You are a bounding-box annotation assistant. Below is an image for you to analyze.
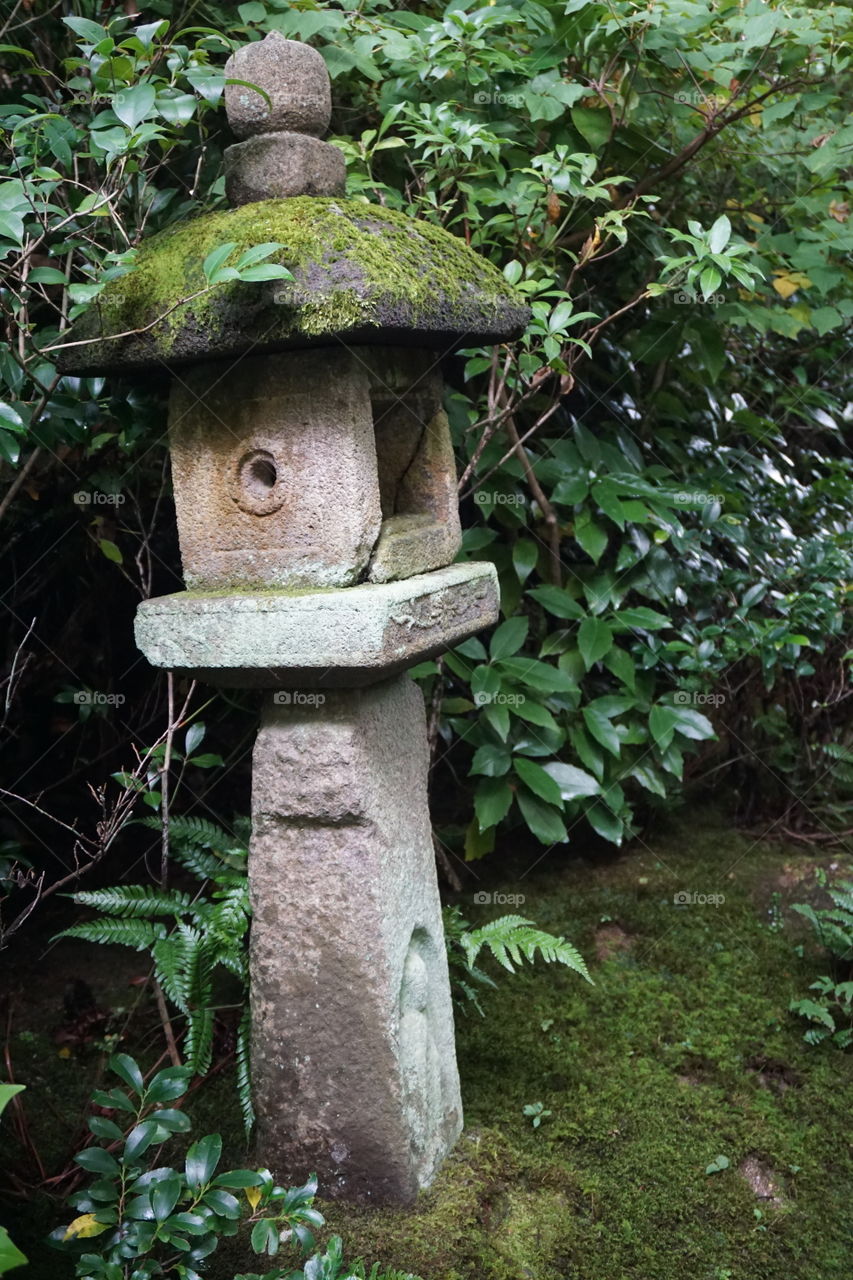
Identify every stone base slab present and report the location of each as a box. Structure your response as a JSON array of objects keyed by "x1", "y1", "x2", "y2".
[{"x1": 134, "y1": 562, "x2": 498, "y2": 687}]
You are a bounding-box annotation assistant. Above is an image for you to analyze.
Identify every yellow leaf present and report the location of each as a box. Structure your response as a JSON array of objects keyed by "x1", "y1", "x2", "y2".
[
  {"x1": 772, "y1": 271, "x2": 811, "y2": 299},
  {"x1": 64, "y1": 1214, "x2": 109, "y2": 1241},
  {"x1": 57, "y1": 1047, "x2": 71, "y2": 1059},
  {"x1": 245, "y1": 1185, "x2": 262, "y2": 1211}
]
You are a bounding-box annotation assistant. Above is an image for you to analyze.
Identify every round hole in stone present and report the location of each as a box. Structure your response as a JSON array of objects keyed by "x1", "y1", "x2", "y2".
[
  {"x1": 232, "y1": 448, "x2": 285, "y2": 516},
  {"x1": 242, "y1": 451, "x2": 277, "y2": 498}
]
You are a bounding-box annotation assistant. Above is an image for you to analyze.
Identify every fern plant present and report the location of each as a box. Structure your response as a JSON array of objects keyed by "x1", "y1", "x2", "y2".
[
  {"x1": 443, "y1": 906, "x2": 591, "y2": 1016},
  {"x1": 790, "y1": 871, "x2": 853, "y2": 1049},
  {"x1": 56, "y1": 816, "x2": 255, "y2": 1128}
]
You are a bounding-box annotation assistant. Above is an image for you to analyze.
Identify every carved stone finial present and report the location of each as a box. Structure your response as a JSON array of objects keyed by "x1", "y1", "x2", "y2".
[
  {"x1": 222, "y1": 32, "x2": 345, "y2": 205},
  {"x1": 224, "y1": 30, "x2": 331, "y2": 139}
]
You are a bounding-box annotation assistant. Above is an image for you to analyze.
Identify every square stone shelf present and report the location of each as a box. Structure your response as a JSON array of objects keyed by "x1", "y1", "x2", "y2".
[{"x1": 134, "y1": 561, "x2": 498, "y2": 688}]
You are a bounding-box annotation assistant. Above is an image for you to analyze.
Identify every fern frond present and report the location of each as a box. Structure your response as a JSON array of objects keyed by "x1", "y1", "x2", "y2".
[
  {"x1": 207, "y1": 886, "x2": 251, "y2": 945},
  {"x1": 153, "y1": 924, "x2": 201, "y2": 1013},
  {"x1": 139, "y1": 814, "x2": 231, "y2": 848},
  {"x1": 70, "y1": 885, "x2": 190, "y2": 917},
  {"x1": 237, "y1": 1004, "x2": 254, "y2": 1136},
  {"x1": 184, "y1": 1003, "x2": 214, "y2": 1077},
  {"x1": 56, "y1": 919, "x2": 167, "y2": 949},
  {"x1": 462, "y1": 916, "x2": 592, "y2": 983}
]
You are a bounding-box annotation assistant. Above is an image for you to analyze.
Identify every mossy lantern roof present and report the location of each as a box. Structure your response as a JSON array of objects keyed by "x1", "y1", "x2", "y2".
[{"x1": 58, "y1": 197, "x2": 530, "y2": 376}]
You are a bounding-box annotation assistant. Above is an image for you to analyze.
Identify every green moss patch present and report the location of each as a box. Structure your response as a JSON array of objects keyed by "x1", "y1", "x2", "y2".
[
  {"x1": 57, "y1": 198, "x2": 527, "y2": 374},
  {"x1": 321, "y1": 810, "x2": 853, "y2": 1280}
]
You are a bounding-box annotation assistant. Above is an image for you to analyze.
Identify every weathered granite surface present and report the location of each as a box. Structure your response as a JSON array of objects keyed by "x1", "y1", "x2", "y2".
[
  {"x1": 250, "y1": 675, "x2": 463, "y2": 1202},
  {"x1": 133, "y1": 562, "x2": 499, "y2": 686},
  {"x1": 168, "y1": 348, "x2": 381, "y2": 590},
  {"x1": 224, "y1": 131, "x2": 346, "y2": 204},
  {"x1": 224, "y1": 32, "x2": 331, "y2": 138}
]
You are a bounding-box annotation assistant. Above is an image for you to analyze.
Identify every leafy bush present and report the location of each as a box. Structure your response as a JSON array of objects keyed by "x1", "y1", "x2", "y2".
[
  {"x1": 52, "y1": 1055, "x2": 417, "y2": 1280},
  {"x1": 790, "y1": 872, "x2": 853, "y2": 1048}
]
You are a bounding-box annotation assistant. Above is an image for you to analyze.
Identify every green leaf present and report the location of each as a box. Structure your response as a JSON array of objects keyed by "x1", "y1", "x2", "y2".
[
  {"x1": 575, "y1": 513, "x2": 608, "y2": 563},
  {"x1": 113, "y1": 83, "x2": 156, "y2": 130},
  {"x1": 110, "y1": 1054, "x2": 144, "y2": 1096},
  {"x1": 527, "y1": 585, "x2": 585, "y2": 620},
  {"x1": 583, "y1": 705, "x2": 621, "y2": 757},
  {"x1": 671, "y1": 706, "x2": 715, "y2": 741},
  {"x1": 203, "y1": 1188, "x2": 241, "y2": 1219},
  {"x1": 0, "y1": 1225, "x2": 27, "y2": 1275},
  {"x1": 578, "y1": 617, "x2": 613, "y2": 670},
  {"x1": 552, "y1": 475, "x2": 589, "y2": 505},
  {"x1": 63, "y1": 16, "x2": 108, "y2": 44},
  {"x1": 592, "y1": 480, "x2": 626, "y2": 529},
  {"x1": 542, "y1": 762, "x2": 601, "y2": 801},
  {"x1": 236, "y1": 263, "x2": 292, "y2": 282},
  {"x1": 513, "y1": 700, "x2": 559, "y2": 733},
  {"x1": 474, "y1": 777, "x2": 513, "y2": 831},
  {"x1": 471, "y1": 744, "x2": 512, "y2": 777},
  {"x1": 649, "y1": 705, "x2": 679, "y2": 750},
  {"x1": 512, "y1": 538, "x2": 538, "y2": 583},
  {"x1": 186, "y1": 1134, "x2": 222, "y2": 1190},
  {"x1": 490, "y1": 616, "x2": 529, "y2": 660},
  {"x1": 202, "y1": 243, "x2": 237, "y2": 282},
  {"x1": 146, "y1": 1066, "x2": 191, "y2": 1105},
  {"x1": 75, "y1": 1147, "x2": 121, "y2": 1176},
  {"x1": 585, "y1": 801, "x2": 624, "y2": 844},
  {"x1": 151, "y1": 1176, "x2": 182, "y2": 1222},
  {"x1": 494, "y1": 658, "x2": 576, "y2": 693},
  {"x1": 28, "y1": 266, "x2": 68, "y2": 284},
  {"x1": 707, "y1": 214, "x2": 731, "y2": 255},
  {"x1": 124, "y1": 1120, "x2": 158, "y2": 1164},
  {"x1": 0, "y1": 212, "x2": 24, "y2": 244},
  {"x1": 571, "y1": 106, "x2": 611, "y2": 150},
  {"x1": 514, "y1": 758, "x2": 564, "y2": 807},
  {"x1": 0, "y1": 1084, "x2": 24, "y2": 1116},
  {"x1": 615, "y1": 607, "x2": 670, "y2": 631},
  {"x1": 251, "y1": 1218, "x2": 279, "y2": 1256},
  {"x1": 98, "y1": 539, "x2": 123, "y2": 565},
  {"x1": 517, "y1": 789, "x2": 567, "y2": 845}
]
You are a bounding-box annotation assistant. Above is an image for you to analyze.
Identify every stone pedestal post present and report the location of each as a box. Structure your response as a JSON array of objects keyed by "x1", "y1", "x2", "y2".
[{"x1": 249, "y1": 676, "x2": 462, "y2": 1201}]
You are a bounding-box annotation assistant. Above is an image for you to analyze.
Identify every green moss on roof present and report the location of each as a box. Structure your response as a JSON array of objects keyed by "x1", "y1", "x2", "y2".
[{"x1": 58, "y1": 197, "x2": 529, "y2": 374}]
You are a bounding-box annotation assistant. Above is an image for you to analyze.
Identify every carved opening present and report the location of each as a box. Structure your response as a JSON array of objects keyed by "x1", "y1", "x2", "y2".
[{"x1": 232, "y1": 447, "x2": 285, "y2": 516}]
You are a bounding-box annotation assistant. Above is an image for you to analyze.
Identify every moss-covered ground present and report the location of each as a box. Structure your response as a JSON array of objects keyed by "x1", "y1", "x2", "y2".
[
  {"x1": 3, "y1": 807, "x2": 852, "y2": 1279},
  {"x1": 322, "y1": 808, "x2": 853, "y2": 1279}
]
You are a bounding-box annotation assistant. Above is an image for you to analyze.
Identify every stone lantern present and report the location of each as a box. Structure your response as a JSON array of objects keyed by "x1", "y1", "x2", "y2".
[{"x1": 58, "y1": 31, "x2": 528, "y2": 1203}]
